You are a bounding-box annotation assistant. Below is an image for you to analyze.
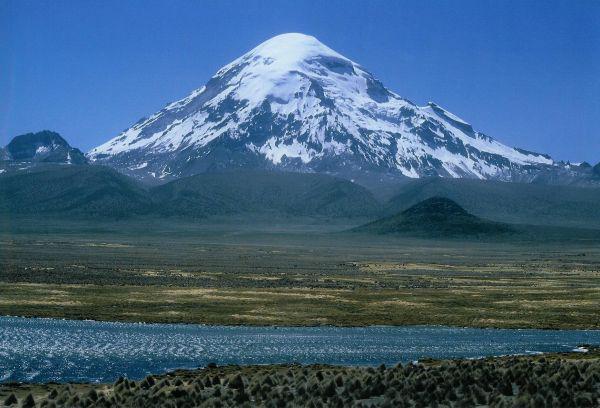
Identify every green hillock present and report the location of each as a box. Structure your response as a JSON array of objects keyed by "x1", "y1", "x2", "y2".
[{"x1": 354, "y1": 196, "x2": 513, "y2": 237}]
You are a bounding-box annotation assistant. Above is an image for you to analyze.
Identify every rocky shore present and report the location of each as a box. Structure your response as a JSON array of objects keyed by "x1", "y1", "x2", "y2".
[{"x1": 1, "y1": 348, "x2": 599, "y2": 407}]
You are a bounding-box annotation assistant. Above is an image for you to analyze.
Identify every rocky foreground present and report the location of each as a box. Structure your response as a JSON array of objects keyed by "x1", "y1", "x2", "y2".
[{"x1": 1, "y1": 348, "x2": 599, "y2": 407}]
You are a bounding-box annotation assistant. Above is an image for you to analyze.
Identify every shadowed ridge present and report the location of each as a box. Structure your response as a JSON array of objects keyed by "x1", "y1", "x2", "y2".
[
  {"x1": 150, "y1": 170, "x2": 382, "y2": 218},
  {"x1": 593, "y1": 162, "x2": 600, "y2": 178},
  {"x1": 0, "y1": 164, "x2": 150, "y2": 217},
  {"x1": 0, "y1": 167, "x2": 382, "y2": 219}
]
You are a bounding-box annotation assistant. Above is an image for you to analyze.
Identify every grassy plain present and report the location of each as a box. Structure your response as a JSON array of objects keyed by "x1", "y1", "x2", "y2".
[{"x1": 0, "y1": 217, "x2": 599, "y2": 329}]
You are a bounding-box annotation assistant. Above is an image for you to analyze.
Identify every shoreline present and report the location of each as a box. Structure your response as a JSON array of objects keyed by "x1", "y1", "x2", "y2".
[
  {"x1": 3, "y1": 313, "x2": 600, "y2": 332},
  {"x1": 2, "y1": 348, "x2": 598, "y2": 407}
]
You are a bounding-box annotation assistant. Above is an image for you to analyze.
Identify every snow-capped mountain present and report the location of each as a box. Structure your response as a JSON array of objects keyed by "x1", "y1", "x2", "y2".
[{"x1": 89, "y1": 33, "x2": 556, "y2": 182}]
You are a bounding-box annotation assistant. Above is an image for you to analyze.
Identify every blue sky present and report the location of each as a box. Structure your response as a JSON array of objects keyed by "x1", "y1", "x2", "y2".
[{"x1": 1, "y1": 0, "x2": 598, "y2": 163}]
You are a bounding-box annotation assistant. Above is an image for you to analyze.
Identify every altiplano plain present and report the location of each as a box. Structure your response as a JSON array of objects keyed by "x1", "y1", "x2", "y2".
[{"x1": 2, "y1": 219, "x2": 598, "y2": 329}]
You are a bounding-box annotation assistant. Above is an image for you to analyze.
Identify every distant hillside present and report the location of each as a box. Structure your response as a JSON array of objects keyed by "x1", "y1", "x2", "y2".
[
  {"x1": 0, "y1": 167, "x2": 381, "y2": 219},
  {"x1": 151, "y1": 171, "x2": 381, "y2": 218},
  {"x1": 2, "y1": 163, "x2": 600, "y2": 227},
  {"x1": 0, "y1": 165, "x2": 150, "y2": 217},
  {"x1": 354, "y1": 197, "x2": 513, "y2": 237},
  {"x1": 385, "y1": 178, "x2": 600, "y2": 229}
]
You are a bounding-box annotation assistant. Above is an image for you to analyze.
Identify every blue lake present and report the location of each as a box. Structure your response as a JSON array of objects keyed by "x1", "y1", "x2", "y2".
[{"x1": 0, "y1": 316, "x2": 598, "y2": 383}]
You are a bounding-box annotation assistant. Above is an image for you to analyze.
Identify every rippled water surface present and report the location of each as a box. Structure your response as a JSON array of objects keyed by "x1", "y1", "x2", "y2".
[{"x1": 1, "y1": 316, "x2": 599, "y2": 383}]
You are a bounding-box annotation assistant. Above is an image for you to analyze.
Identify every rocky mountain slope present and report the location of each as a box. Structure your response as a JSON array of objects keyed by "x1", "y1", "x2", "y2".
[{"x1": 2, "y1": 131, "x2": 87, "y2": 166}]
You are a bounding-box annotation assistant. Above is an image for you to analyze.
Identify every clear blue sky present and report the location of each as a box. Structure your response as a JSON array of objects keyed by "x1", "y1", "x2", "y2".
[{"x1": 1, "y1": 0, "x2": 598, "y2": 163}]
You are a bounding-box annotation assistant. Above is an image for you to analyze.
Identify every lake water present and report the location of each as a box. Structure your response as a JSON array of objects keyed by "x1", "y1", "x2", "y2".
[{"x1": 1, "y1": 316, "x2": 598, "y2": 383}]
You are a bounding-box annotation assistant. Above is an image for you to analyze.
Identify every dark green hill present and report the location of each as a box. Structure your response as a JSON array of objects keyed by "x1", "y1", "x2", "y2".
[
  {"x1": 384, "y1": 178, "x2": 600, "y2": 229},
  {"x1": 354, "y1": 197, "x2": 513, "y2": 237},
  {"x1": 0, "y1": 168, "x2": 381, "y2": 219},
  {"x1": 3, "y1": 164, "x2": 600, "y2": 226},
  {"x1": 151, "y1": 171, "x2": 381, "y2": 218},
  {"x1": 0, "y1": 165, "x2": 150, "y2": 217}
]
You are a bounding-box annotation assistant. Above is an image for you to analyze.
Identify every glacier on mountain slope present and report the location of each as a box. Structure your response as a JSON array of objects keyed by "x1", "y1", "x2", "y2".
[{"x1": 88, "y1": 33, "x2": 553, "y2": 181}]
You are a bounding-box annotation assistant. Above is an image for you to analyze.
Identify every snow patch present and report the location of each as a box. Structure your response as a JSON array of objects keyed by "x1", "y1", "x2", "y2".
[
  {"x1": 35, "y1": 146, "x2": 50, "y2": 155},
  {"x1": 129, "y1": 162, "x2": 148, "y2": 170},
  {"x1": 257, "y1": 137, "x2": 320, "y2": 164}
]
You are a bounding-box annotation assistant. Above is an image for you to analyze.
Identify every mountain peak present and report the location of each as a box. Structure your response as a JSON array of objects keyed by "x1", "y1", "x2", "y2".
[
  {"x1": 248, "y1": 33, "x2": 345, "y2": 64},
  {"x1": 4, "y1": 130, "x2": 87, "y2": 164},
  {"x1": 259, "y1": 32, "x2": 320, "y2": 44},
  {"x1": 208, "y1": 32, "x2": 359, "y2": 107},
  {"x1": 254, "y1": 33, "x2": 328, "y2": 51}
]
